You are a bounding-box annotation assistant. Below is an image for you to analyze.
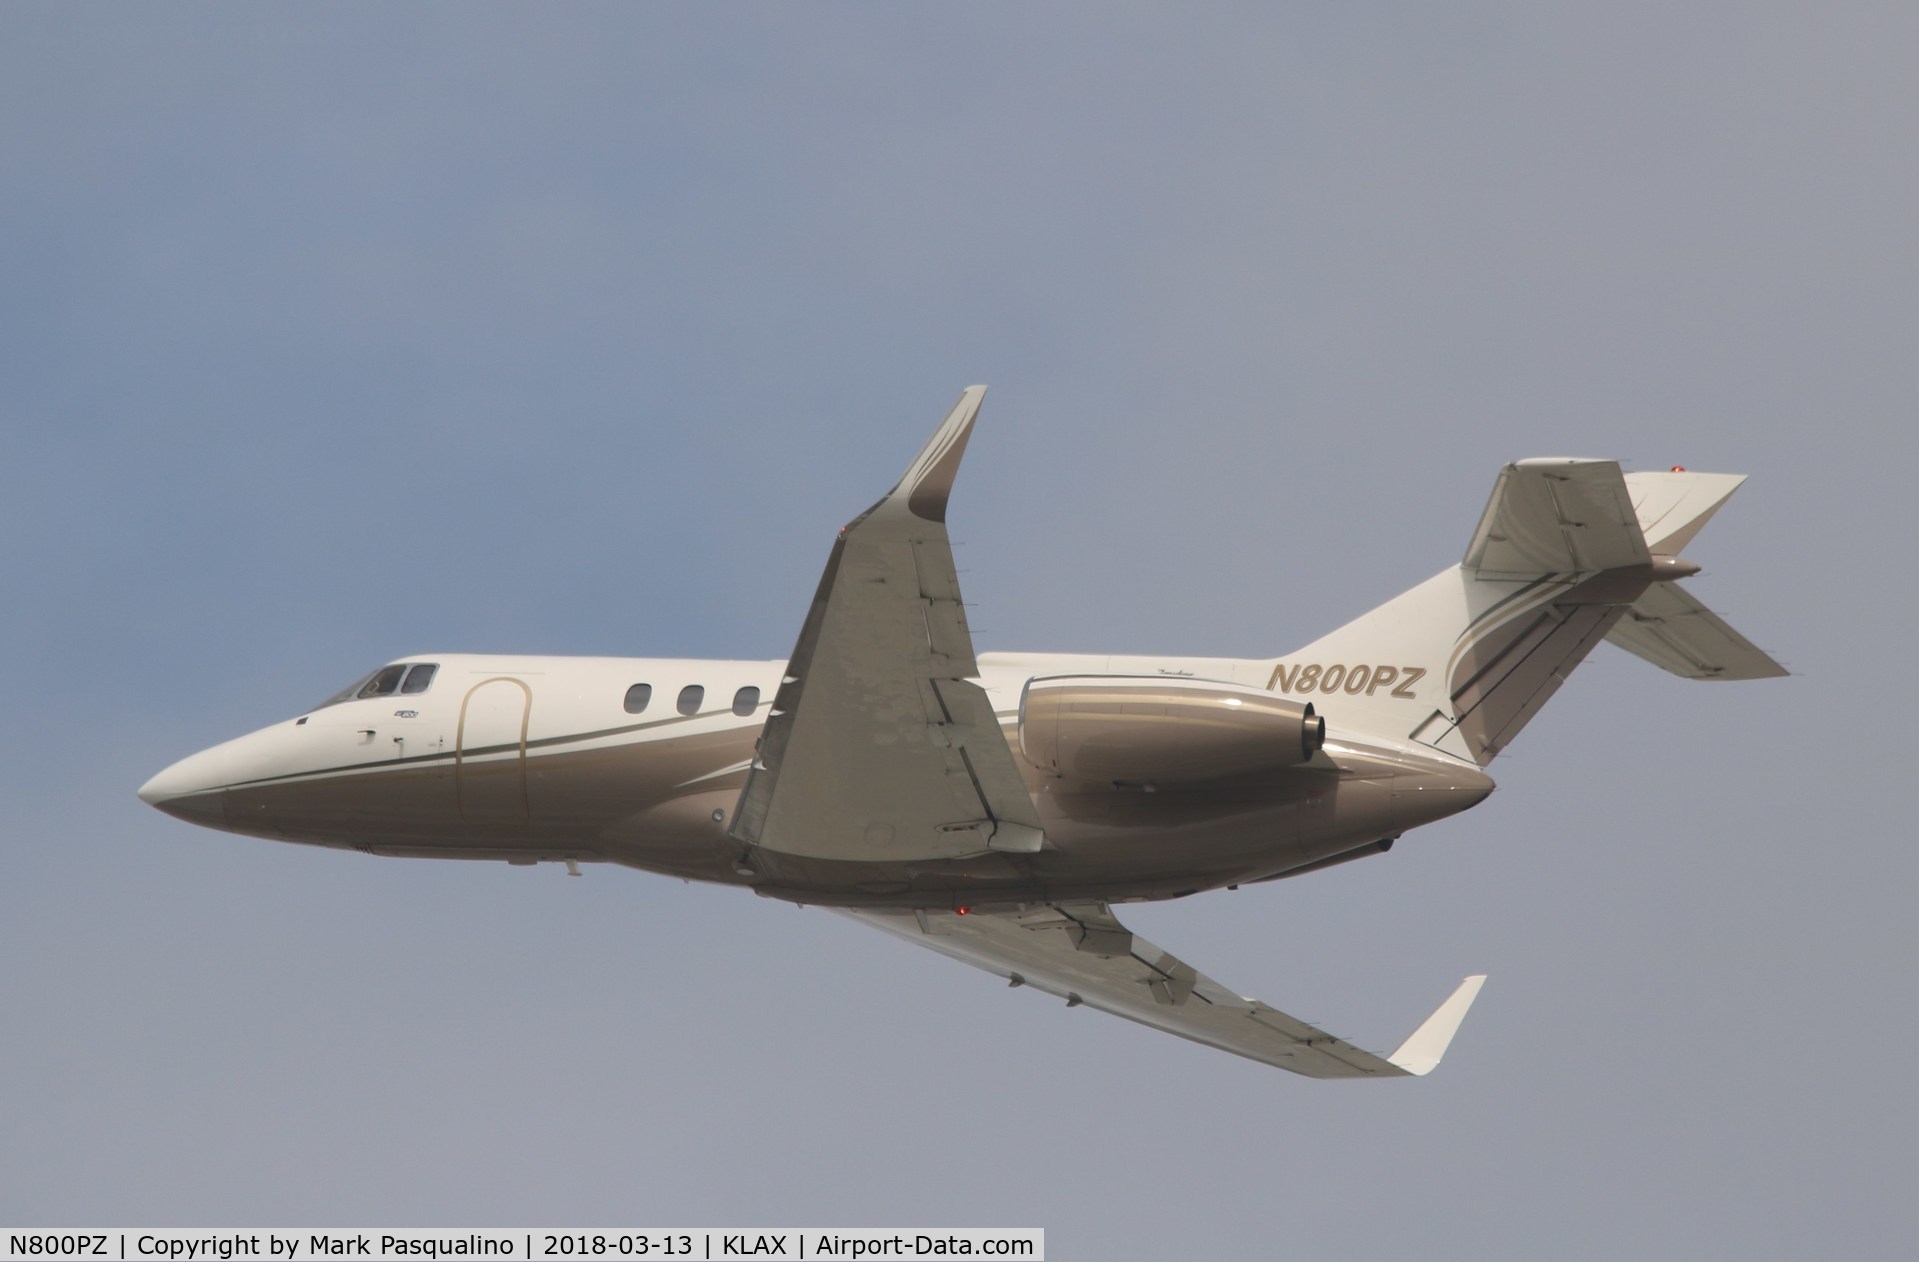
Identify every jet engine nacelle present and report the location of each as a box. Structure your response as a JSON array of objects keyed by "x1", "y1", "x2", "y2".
[{"x1": 1017, "y1": 675, "x2": 1326, "y2": 785}]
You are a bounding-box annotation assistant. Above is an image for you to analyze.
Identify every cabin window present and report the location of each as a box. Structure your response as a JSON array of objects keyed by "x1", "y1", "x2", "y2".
[
  {"x1": 676, "y1": 684, "x2": 704, "y2": 715},
  {"x1": 400, "y1": 663, "x2": 438, "y2": 694},
  {"x1": 624, "y1": 683, "x2": 653, "y2": 714},
  {"x1": 356, "y1": 665, "x2": 407, "y2": 699},
  {"x1": 732, "y1": 686, "x2": 761, "y2": 716}
]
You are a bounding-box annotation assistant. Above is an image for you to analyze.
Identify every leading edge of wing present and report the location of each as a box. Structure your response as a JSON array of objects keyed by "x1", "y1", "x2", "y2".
[{"x1": 842, "y1": 903, "x2": 1486, "y2": 1079}]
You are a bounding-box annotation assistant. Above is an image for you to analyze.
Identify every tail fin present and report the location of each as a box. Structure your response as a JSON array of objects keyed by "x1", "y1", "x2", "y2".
[{"x1": 1264, "y1": 460, "x2": 1784, "y2": 766}]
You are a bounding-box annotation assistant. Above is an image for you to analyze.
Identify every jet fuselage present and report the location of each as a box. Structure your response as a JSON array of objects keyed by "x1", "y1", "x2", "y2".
[{"x1": 141, "y1": 651, "x2": 1494, "y2": 910}]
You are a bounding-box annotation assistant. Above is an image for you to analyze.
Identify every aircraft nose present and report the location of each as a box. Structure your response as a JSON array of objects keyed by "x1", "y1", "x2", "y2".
[{"x1": 138, "y1": 751, "x2": 232, "y2": 827}]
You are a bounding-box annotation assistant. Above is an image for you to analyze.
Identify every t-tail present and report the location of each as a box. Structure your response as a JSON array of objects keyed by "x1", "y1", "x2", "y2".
[{"x1": 1265, "y1": 460, "x2": 1786, "y2": 766}]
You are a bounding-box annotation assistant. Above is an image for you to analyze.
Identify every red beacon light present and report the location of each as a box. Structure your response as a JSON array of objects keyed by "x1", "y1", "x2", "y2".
[
  {"x1": 955, "y1": 906, "x2": 970, "y2": 916},
  {"x1": 1671, "y1": 465, "x2": 1687, "y2": 472}
]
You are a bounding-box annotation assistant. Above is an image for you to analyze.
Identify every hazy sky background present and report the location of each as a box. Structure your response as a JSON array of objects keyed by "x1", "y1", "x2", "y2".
[{"x1": 4, "y1": 5, "x2": 1914, "y2": 1256}]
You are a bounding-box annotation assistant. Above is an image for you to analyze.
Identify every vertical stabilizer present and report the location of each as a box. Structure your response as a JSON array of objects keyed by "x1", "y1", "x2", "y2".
[{"x1": 1264, "y1": 459, "x2": 1779, "y2": 765}]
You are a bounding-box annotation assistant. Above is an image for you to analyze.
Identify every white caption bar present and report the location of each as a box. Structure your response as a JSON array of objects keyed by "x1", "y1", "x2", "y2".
[{"x1": 1, "y1": 1233, "x2": 1043, "y2": 1262}]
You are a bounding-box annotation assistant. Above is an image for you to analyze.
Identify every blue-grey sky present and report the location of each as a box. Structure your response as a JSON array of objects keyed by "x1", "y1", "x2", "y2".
[{"x1": 4, "y1": 5, "x2": 1912, "y2": 1256}]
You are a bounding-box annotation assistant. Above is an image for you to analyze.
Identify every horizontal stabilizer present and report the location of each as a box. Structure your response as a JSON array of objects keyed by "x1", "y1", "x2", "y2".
[
  {"x1": 1465, "y1": 459, "x2": 1649, "y2": 576},
  {"x1": 1607, "y1": 583, "x2": 1788, "y2": 680},
  {"x1": 1622, "y1": 469, "x2": 1747, "y2": 555},
  {"x1": 842, "y1": 902, "x2": 1484, "y2": 1079}
]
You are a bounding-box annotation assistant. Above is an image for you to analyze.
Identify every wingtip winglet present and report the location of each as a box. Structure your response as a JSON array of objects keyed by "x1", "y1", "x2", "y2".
[
  {"x1": 1387, "y1": 974, "x2": 1487, "y2": 1076},
  {"x1": 897, "y1": 386, "x2": 988, "y2": 523}
]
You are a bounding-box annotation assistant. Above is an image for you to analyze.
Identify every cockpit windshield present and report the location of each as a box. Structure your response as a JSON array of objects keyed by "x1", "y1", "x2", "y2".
[{"x1": 314, "y1": 662, "x2": 438, "y2": 710}]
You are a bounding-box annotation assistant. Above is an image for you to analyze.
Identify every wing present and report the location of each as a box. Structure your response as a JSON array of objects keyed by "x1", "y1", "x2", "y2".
[
  {"x1": 729, "y1": 387, "x2": 1045, "y2": 863},
  {"x1": 843, "y1": 902, "x2": 1485, "y2": 1078}
]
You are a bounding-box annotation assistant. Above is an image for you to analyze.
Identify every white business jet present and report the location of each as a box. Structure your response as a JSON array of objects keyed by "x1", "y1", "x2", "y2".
[{"x1": 140, "y1": 388, "x2": 1783, "y2": 1078}]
